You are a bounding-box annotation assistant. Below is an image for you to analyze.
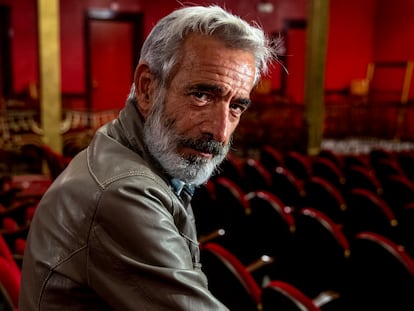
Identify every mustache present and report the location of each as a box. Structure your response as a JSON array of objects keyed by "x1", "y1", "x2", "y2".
[{"x1": 179, "y1": 136, "x2": 226, "y2": 156}]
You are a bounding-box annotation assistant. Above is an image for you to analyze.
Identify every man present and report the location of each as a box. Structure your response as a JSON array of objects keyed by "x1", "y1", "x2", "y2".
[{"x1": 19, "y1": 5, "x2": 279, "y2": 310}]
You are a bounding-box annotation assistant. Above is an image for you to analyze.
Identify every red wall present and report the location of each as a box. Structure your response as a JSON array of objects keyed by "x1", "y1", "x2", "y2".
[
  {"x1": 60, "y1": 0, "x2": 142, "y2": 95},
  {"x1": 1, "y1": 0, "x2": 414, "y2": 105},
  {"x1": 373, "y1": 0, "x2": 414, "y2": 99},
  {"x1": 326, "y1": 0, "x2": 376, "y2": 90},
  {"x1": 0, "y1": 0, "x2": 37, "y2": 93},
  {"x1": 59, "y1": 0, "x2": 307, "y2": 96}
]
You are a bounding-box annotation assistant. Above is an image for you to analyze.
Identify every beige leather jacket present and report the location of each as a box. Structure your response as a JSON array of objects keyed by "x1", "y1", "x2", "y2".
[{"x1": 19, "y1": 101, "x2": 228, "y2": 310}]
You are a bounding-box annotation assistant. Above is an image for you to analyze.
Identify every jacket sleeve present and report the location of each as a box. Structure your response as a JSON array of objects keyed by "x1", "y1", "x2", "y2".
[{"x1": 87, "y1": 175, "x2": 229, "y2": 311}]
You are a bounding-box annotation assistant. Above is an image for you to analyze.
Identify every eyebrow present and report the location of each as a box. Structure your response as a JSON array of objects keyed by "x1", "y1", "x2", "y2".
[
  {"x1": 235, "y1": 97, "x2": 252, "y2": 108},
  {"x1": 187, "y1": 83, "x2": 252, "y2": 107}
]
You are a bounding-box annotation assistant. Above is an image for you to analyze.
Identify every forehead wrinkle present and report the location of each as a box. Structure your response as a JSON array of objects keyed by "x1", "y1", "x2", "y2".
[
  {"x1": 178, "y1": 36, "x2": 256, "y2": 99},
  {"x1": 197, "y1": 65, "x2": 254, "y2": 97},
  {"x1": 181, "y1": 51, "x2": 255, "y2": 84},
  {"x1": 202, "y1": 61, "x2": 256, "y2": 82}
]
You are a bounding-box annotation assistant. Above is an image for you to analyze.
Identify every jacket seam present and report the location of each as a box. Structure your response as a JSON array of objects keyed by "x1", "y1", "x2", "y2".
[
  {"x1": 85, "y1": 190, "x2": 103, "y2": 287},
  {"x1": 37, "y1": 245, "x2": 88, "y2": 309},
  {"x1": 87, "y1": 147, "x2": 163, "y2": 189}
]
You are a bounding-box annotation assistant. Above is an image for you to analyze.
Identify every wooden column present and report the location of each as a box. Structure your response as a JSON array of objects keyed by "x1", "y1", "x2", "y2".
[
  {"x1": 37, "y1": 0, "x2": 62, "y2": 152},
  {"x1": 304, "y1": 0, "x2": 329, "y2": 155}
]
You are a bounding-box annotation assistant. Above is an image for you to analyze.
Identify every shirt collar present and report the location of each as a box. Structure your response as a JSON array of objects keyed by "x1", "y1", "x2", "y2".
[{"x1": 170, "y1": 178, "x2": 195, "y2": 197}]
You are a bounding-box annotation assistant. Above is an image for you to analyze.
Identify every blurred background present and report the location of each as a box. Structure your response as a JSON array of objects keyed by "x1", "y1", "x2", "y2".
[{"x1": 0, "y1": 0, "x2": 413, "y2": 160}]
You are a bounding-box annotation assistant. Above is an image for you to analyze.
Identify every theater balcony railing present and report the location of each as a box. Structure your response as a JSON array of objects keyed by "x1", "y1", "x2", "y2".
[{"x1": 234, "y1": 91, "x2": 414, "y2": 156}]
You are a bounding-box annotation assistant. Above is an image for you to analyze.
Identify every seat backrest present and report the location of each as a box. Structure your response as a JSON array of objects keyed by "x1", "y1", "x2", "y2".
[
  {"x1": 372, "y1": 157, "x2": 405, "y2": 186},
  {"x1": 311, "y1": 156, "x2": 346, "y2": 190},
  {"x1": 0, "y1": 235, "x2": 20, "y2": 309},
  {"x1": 346, "y1": 231, "x2": 414, "y2": 309},
  {"x1": 304, "y1": 176, "x2": 347, "y2": 223},
  {"x1": 284, "y1": 151, "x2": 312, "y2": 181},
  {"x1": 271, "y1": 166, "x2": 306, "y2": 208},
  {"x1": 345, "y1": 164, "x2": 383, "y2": 195},
  {"x1": 242, "y1": 190, "x2": 296, "y2": 268},
  {"x1": 0, "y1": 234, "x2": 15, "y2": 264},
  {"x1": 354, "y1": 231, "x2": 414, "y2": 274},
  {"x1": 382, "y1": 174, "x2": 414, "y2": 214},
  {"x1": 292, "y1": 207, "x2": 351, "y2": 297},
  {"x1": 369, "y1": 148, "x2": 396, "y2": 165},
  {"x1": 260, "y1": 145, "x2": 284, "y2": 173},
  {"x1": 343, "y1": 188, "x2": 399, "y2": 240},
  {"x1": 317, "y1": 149, "x2": 344, "y2": 171},
  {"x1": 214, "y1": 177, "x2": 250, "y2": 223},
  {"x1": 297, "y1": 208, "x2": 350, "y2": 253},
  {"x1": 217, "y1": 152, "x2": 245, "y2": 188},
  {"x1": 397, "y1": 203, "x2": 414, "y2": 258},
  {"x1": 201, "y1": 242, "x2": 261, "y2": 311},
  {"x1": 242, "y1": 158, "x2": 272, "y2": 192},
  {"x1": 207, "y1": 177, "x2": 251, "y2": 257},
  {"x1": 261, "y1": 280, "x2": 321, "y2": 311},
  {"x1": 0, "y1": 257, "x2": 20, "y2": 310},
  {"x1": 397, "y1": 150, "x2": 414, "y2": 182},
  {"x1": 245, "y1": 190, "x2": 295, "y2": 234},
  {"x1": 343, "y1": 154, "x2": 370, "y2": 170},
  {"x1": 191, "y1": 181, "x2": 218, "y2": 237}
]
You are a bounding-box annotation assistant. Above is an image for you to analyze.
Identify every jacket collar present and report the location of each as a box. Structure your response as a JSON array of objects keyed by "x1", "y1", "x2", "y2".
[{"x1": 112, "y1": 100, "x2": 195, "y2": 199}]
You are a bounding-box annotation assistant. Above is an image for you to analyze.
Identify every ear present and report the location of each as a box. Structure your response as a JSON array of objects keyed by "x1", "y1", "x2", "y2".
[{"x1": 134, "y1": 62, "x2": 156, "y2": 119}]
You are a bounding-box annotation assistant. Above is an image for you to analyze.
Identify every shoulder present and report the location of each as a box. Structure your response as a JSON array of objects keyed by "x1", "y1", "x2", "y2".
[{"x1": 86, "y1": 131, "x2": 169, "y2": 191}]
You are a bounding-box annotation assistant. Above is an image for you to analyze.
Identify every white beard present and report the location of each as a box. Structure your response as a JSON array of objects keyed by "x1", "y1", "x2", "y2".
[{"x1": 143, "y1": 92, "x2": 230, "y2": 186}]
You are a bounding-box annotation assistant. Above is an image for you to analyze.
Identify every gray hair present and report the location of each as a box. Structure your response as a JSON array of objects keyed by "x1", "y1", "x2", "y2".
[{"x1": 139, "y1": 5, "x2": 280, "y2": 87}]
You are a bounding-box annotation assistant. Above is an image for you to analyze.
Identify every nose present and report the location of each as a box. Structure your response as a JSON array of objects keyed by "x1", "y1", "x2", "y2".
[{"x1": 208, "y1": 104, "x2": 232, "y2": 144}]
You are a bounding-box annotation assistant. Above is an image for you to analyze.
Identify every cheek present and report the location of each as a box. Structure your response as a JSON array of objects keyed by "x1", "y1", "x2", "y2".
[
  {"x1": 179, "y1": 112, "x2": 199, "y2": 132},
  {"x1": 228, "y1": 119, "x2": 240, "y2": 139},
  {"x1": 231, "y1": 119, "x2": 240, "y2": 132},
  {"x1": 167, "y1": 108, "x2": 197, "y2": 133}
]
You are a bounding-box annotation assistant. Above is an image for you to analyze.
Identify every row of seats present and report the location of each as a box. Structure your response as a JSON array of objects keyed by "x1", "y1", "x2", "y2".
[
  {"x1": 193, "y1": 145, "x2": 414, "y2": 310},
  {"x1": 0, "y1": 145, "x2": 64, "y2": 310},
  {"x1": 201, "y1": 230, "x2": 414, "y2": 311},
  {"x1": 0, "y1": 179, "x2": 39, "y2": 310},
  {"x1": 1, "y1": 142, "x2": 414, "y2": 310}
]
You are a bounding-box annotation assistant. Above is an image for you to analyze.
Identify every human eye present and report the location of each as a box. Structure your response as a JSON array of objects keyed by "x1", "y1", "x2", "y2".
[
  {"x1": 187, "y1": 84, "x2": 220, "y2": 106},
  {"x1": 192, "y1": 92, "x2": 211, "y2": 102},
  {"x1": 189, "y1": 91, "x2": 215, "y2": 106},
  {"x1": 230, "y1": 101, "x2": 249, "y2": 116}
]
